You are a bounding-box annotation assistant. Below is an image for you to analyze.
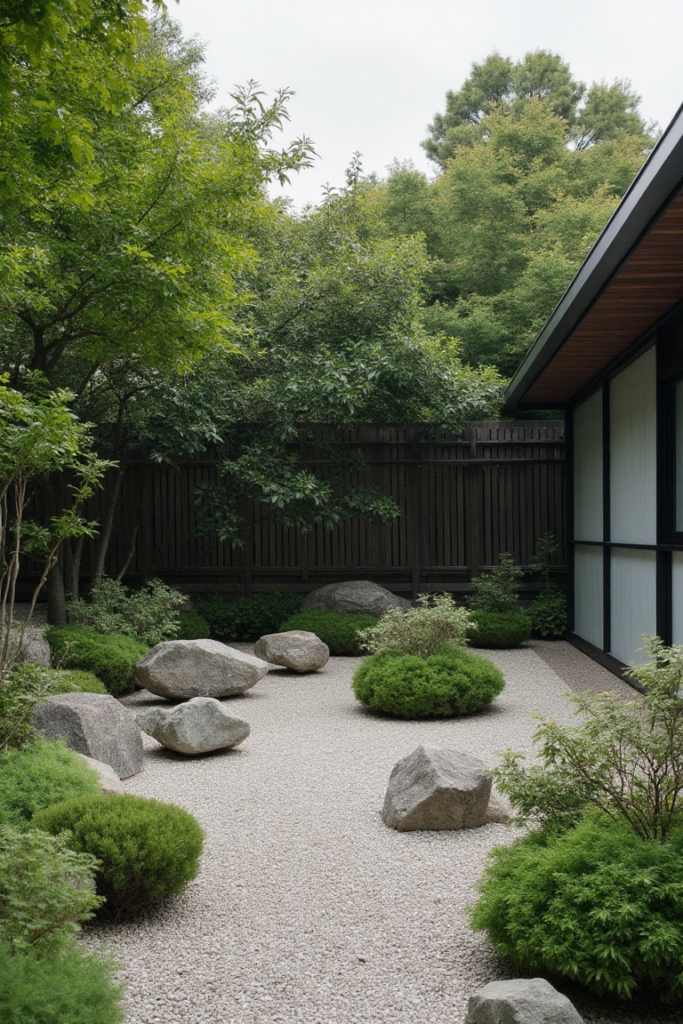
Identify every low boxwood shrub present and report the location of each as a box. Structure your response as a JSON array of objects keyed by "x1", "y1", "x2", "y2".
[
  {"x1": 0, "y1": 738, "x2": 100, "y2": 829},
  {"x1": 279, "y1": 609, "x2": 378, "y2": 656},
  {"x1": 0, "y1": 825, "x2": 102, "y2": 953},
  {"x1": 470, "y1": 810, "x2": 683, "y2": 1000},
  {"x1": 174, "y1": 610, "x2": 210, "y2": 640},
  {"x1": 46, "y1": 626, "x2": 146, "y2": 696},
  {"x1": 469, "y1": 610, "x2": 531, "y2": 648},
  {"x1": 0, "y1": 940, "x2": 124, "y2": 1024},
  {"x1": 46, "y1": 670, "x2": 107, "y2": 695},
  {"x1": 33, "y1": 795, "x2": 204, "y2": 920},
  {"x1": 358, "y1": 593, "x2": 471, "y2": 658},
  {"x1": 352, "y1": 645, "x2": 505, "y2": 718},
  {"x1": 198, "y1": 591, "x2": 303, "y2": 642},
  {"x1": 529, "y1": 591, "x2": 567, "y2": 639}
]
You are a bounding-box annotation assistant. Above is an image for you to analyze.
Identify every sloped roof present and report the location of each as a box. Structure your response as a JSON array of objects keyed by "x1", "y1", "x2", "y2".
[{"x1": 504, "y1": 103, "x2": 683, "y2": 411}]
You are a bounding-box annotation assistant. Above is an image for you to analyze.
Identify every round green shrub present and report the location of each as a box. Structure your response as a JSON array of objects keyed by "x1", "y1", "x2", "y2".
[
  {"x1": 47, "y1": 670, "x2": 107, "y2": 695},
  {"x1": 33, "y1": 795, "x2": 204, "y2": 920},
  {"x1": 352, "y1": 645, "x2": 505, "y2": 718},
  {"x1": 469, "y1": 610, "x2": 531, "y2": 648},
  {"x1": 0, "y1": 940, "x2": 124, "y2": 1024},
  {"x1": 46, "y1": 626, "x2": 146, "y2": 695},
  {"x1": 0, "y1": 738, "x2": 100, "y2": 829},
  {"x1": 175, "y1": 610, "x2": 210, "y2": 640},
  {"x1": 279, "y1": 609, "x2": 378, "y2": 656},
  {"x1": 198, "y1": 591, "x2": 303, "y2": 642},
  {"x1": 470, "y1": 811, "x2": 683, "y2": 1001}
]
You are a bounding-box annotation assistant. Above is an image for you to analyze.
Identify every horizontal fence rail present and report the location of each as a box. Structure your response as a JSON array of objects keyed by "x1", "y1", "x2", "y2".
[{"x1": 22, "y1": 420, "x2": 566, "y2": 603}]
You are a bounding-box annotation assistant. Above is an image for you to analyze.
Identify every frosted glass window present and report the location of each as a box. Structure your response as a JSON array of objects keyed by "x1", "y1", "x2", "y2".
[
  {"x1": 573, "y1": 390, "x2": 603, "y2": 541},
  {"x1": 610, "y1": 548, "x2": 656, "y2": 665},
  {"x1": 676, "y1": 382, "x2": 683, "y2": 532},
  {"x1": 574, "y1": 545, "x2": 604, "y2": 649},
  {"x1": 673, "y1": 552, "x2": 683, "y2": 645},
  {"x1": 610, "y1": 347, "x2": 657, "y2": 544}
]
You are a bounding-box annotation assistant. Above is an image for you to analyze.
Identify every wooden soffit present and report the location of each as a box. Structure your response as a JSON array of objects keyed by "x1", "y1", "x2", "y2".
[{"x1": 523, "y1": 189, "x2": 683, "y2": 405}]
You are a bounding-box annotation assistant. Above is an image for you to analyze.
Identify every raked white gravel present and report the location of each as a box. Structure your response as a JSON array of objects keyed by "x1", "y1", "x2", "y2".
[{"x1": 83, "y1": 646, "x2": 677, "y2": 1024}]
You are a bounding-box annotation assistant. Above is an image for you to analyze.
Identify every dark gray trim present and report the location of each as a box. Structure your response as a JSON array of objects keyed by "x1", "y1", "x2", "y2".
[
  {"x1": 504, "y1": 103, "x2": 683, "y2": 413},
  {"x1": 568, "y1": 634, "x2": 642, "y2": 692}
]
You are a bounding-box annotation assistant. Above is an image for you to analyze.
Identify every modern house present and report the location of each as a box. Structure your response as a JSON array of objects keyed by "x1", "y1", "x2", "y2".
[{"x1": 504, "y1": 102, "x2": 683, "y2": 675}]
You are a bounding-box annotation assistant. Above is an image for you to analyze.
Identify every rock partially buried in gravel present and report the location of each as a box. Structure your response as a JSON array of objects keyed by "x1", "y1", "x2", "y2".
[
  {"x1": 76, "y1": 753, "x2": 126, "y2": 794},
  {"x1": 135, "y1": 639, "x2": 268, "y2": 699},
  {"x1": 32, "y1": 693, "x2": 144, "y2": 779},
  {"x1": 136, "y1": 697, "x2": 250, "y2": 754},
  {"x1": 466, "y1": 978, "x2": 584, "y2": 1024},
  {"x1": 254, "y1": 631, "x2": 329, "y2": 672},
  {"x1": 382, "y1": 745, "x2": 492, "y2": 831},
  {"x1": 485, "y1": 787, "x2": 512, "y2": 824},
  {"x1": 301, "y1": 580, "x2": 410, "y2": 617}
]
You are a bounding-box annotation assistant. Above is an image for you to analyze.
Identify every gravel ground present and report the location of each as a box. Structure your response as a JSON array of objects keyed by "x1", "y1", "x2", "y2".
[{"x1": 80, "y1": 645, "x2": 676, "y2": 1024}]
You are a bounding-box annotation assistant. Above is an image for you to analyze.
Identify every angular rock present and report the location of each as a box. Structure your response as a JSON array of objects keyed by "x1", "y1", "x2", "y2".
[
  {"x1": 32, "y1": 693, "x2": 143, "y2": 779},
  {"x1": 466, "y1": 978, "x2": 584, "y2": 1024},
  {"x1": 486, "y1": 787, "x2": 513, "y2": 825},
  {"x1": 301, "y1": 580, "x2": 410, "y2": 617},
  {"x1": 76, "y1": 753, "x2": 126, "y2": 795},
  {"x1": 136, "y1": 697, "x2": 250, "y2": 754},
  {"x1": 8, "y1": 628, "x2": 51, "y2": 667},
  {"x1": 134, "y1": 639, "x2": 268, "y2": 699},
  {"x1": 382, "y1": 745, "x2": 492, "y2": 831},
  {"x1": 254, "y1": 631, "x2": 329, "y2": 672}
]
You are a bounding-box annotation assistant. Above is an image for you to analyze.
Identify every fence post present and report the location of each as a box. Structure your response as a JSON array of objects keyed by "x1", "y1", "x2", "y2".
[{"x1": 409, "y1": 428, "x2": 421, "y2": 600}]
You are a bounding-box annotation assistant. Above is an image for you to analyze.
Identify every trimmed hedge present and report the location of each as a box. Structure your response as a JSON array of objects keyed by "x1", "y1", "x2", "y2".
[
  {"x1": 279, "y1": 609, "x2": 378, "y2": 656},
  {"x1": 198, "y1": 592, "x2": 302, "y2": 642},
  {"x1": 47, "y1": 670, "x2": 107, "y2": 695},
  {"x1": 0, "y1": 941, "x2": 124, "y2": 1024},
  {"x1": 0, "y1": 738, "x2": 100, "y2": 829},
  {"x1": 470, "y1": 810, "x2": 683, "y2": 1001},
  {"x1": 33, "y1": 795, "x2": 204, "y2": 920},
  {"x1": 469, "y1": 610, "x2": 531, "y2": 648},
  {"x1": 352, "y1": 645, "x2": 505, "y2": 718},
  {"x1": 46, "y1": 626, "x2": 146, "y2": 695},
  {"x1": 174, "y1": 611, "x2": 211, "y2": 640}
]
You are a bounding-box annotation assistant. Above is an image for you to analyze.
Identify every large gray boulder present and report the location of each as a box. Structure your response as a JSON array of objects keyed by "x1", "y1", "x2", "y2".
[
  {"x1": 136, "y1": 697, "x2": 250, "y2": 755},
  {"x1": 32, "y1": 693, "x2": 143, "y2": 779},
  {"x1": 254, "y1": 631, "x2": 329, "y2": 672},
  {"x1": 301, "y1": 580, "x2": 410, "y2": 617},
  {"x1": 76, "y1": 753, "x2": 126, "y2": 795},
  {"x1": 382, "y1": 745, "x2": 492, "y2": 831},
  {"x1": 135, "y1": 639, "x2": 268, "y2": 699},
  {"x1": 8, "y1": 627, "x2": 51, "y2": 667},
  {"x1": 466, "y1": 978, "x2": 584, "y2": 1024}
]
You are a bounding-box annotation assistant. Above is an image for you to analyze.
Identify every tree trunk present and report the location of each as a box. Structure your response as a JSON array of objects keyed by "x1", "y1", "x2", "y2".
[
  {"x1": 91, "y1": 465, "x2": 125, "y2": 586},
  {"x1": 46, "y1": 548, "x2": 67, "y2": 625}
]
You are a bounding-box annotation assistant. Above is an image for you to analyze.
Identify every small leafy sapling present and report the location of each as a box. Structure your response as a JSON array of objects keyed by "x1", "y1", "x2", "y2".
[{"x1": 469, "y1": 553, "x2": 523, "y2": 614}]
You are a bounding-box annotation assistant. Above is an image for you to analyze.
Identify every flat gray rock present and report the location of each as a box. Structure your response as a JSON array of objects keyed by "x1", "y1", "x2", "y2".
[
  {"x1": 76, "y1": 752, "x2": 126, "y2": 795},
  {"x1": 135, "y1": 639, "x2": 268, "y2": 699},
  {"x1": 254, "y1": 631, "x2": 329, "y2": 672},
  {"x1": 466, "y1": 978, "x2": 584, "y2": 1024},
  {"x1": 382, "y1": 745, "x2": 492, "y2": 831},
  {"x1": 301, "y1": 581, "x2": 410, "y2": 617},
  {"x1": 136, "y1": 697, "x2": 250, "y2": 754},
  {"x1": 32, "y1": 693, "x2": 143, "y2": 779}
]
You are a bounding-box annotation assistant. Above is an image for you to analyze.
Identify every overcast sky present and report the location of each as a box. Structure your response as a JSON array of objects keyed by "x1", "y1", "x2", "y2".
[{"x1": 172, "y1": 0, "x2": 683, "y2": 209}]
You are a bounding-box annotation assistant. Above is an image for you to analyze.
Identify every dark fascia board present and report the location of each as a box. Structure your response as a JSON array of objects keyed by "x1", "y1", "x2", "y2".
[{"x1": 503, "y1": 102, "x2": 683, "y2": 413}]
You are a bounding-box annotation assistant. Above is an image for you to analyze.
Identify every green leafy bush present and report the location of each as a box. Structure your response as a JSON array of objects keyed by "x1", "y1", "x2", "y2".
[
  {"x1": 279, "y1": 609, "x2": 377, "y2": 655},
  {"x1": 0, "y1": 825, "x2": 102, "y2": 953},
  {"x1": 198, "y1": 591, "x2": 302, "y2": 642},
  {"x1": 0, "y1": 940, "x2": 124, "y2": 1024},
  {"x1": 469, "y1": 553, "x2": 523, "y2": 613},
  {"x1": 358, "y1": 593, "x2": 471, "y2": 658},
  {"x1": 0, "y1": 737, "x2": 100, "y2": 829},
  {"x1": 33, "y1": 795, "x2": 204, "y2": 920},
  {"x1": 67, "y1": 577, "x2": 184, "y2": 648},
  {"x1": 0, "y1": 666, "x2": 54, "y2": 753},
  {"x1": 493, "y1": 637, "x2": 683, "y2": 841},
  {"x1": 174, "y1": 610, "x2": 210, "y2": 640},
  {"x1": 469, "y1": 610, "x2": 531, "y2": 648},
  {"x1": 529, "y1": 590, "x2": 567, "y2": 639},
  {"x1": 45, "y1": 670, "x2": 107, "y2": 695},
  {"x1": 352, "y1": 645, "x2": 505, "y2": 717},
  {"x1": 470, "y1": 811, "x2": 683, "y2": 1000},
  {"x1": 46, "y1": 626, "x2": 146, "y2": 695}
]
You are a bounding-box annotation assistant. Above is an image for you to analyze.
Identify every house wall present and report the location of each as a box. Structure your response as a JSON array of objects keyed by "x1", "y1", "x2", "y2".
[{"x1": 570, "y1": 310, "x2": 683, "y2": 671}]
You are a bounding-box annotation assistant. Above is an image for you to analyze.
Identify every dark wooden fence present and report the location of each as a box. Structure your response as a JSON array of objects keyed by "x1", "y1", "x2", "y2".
[{"x1": 83, "y1": 419, "x2": 564, "y2": 603}]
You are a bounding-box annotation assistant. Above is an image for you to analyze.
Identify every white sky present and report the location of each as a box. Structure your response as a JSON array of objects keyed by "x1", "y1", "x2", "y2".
[{"x1": 172, "y1": 0, "x2": 683, "y2": 209}]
